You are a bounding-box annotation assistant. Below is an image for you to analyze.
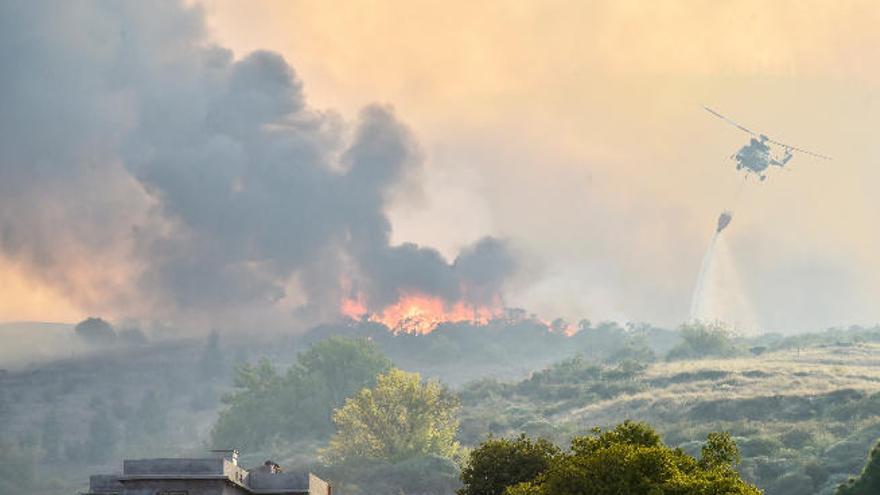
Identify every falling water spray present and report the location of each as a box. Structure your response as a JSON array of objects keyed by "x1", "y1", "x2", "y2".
[
  {"x1": 688, "y1": 210, "x2": 760, "y2": 334},
  {"x1": 689, "y1": 228, "x2": 720, "y2": 321}
]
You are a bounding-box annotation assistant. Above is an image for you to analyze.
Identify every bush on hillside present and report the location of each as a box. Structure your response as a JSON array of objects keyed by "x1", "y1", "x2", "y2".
[{"x1": 667, "y1": 321, "x2": 740, "y2": 360}]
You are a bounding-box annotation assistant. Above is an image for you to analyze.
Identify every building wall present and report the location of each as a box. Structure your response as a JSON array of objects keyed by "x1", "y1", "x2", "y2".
[
  {"x1": 87, "y1": 456, "x2": 327, "y2": 494},
  {"x1": 119, "y1": 479, "x2": 248, "y2": 495},
  {"x1": 88, "y1": 474, "x2": 124, "y2": 493},
  {"x1": 247, "y1": 472, "x2": 309, "y2": 491},
  {"x1": 124, "y1": 458, "x2": 225, "y2": 475},
  {"x1": 309, "y1": 473, "x2": 332, "y2": 495}
]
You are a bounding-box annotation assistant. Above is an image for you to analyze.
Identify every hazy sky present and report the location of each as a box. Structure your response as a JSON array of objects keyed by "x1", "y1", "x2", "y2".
[{"x1": 4, "y1": 1, "x2": 879, "y2": 332}]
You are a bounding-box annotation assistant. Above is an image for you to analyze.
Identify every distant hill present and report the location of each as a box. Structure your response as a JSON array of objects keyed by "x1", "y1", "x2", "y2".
[
  {"x1": 0, "y1": 321, "x2": 75, "y2": 367},
  {"x1": 0, "y1": 320, "x2": 73, "y2": 332}
]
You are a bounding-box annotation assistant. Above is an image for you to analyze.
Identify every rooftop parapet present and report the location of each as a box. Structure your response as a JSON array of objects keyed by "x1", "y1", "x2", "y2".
[
  {"x1": 86, "y1": 454, "x2": 329, "y2": 494},
  {"x1": 123, "y1": 457, "x2": 225, "y2": 475}
]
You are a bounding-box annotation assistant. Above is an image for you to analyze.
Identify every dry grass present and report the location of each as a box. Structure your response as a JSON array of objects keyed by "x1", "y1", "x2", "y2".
[{"x1": 561, "y1": 343, "x2": 880, "y2": 428}]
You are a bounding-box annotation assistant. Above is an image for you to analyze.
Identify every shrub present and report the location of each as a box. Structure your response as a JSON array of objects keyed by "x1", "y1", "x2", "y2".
[
  {"x1": 780, "y1": 428, "x2": 815, "y2": 450},
  {"x1": 667, "y1": 321, "x2": 739, "y2": 360}
]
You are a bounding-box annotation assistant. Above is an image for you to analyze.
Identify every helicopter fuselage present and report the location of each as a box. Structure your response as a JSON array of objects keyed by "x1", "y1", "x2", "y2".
[{"x1": 734, "y1": 138, "x2": 772, "y2": 174}]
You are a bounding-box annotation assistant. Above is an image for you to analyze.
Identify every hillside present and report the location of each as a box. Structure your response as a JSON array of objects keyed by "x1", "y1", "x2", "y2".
[
  {"x1": 3, "y1": 324, "x2": 880, "y2": 494},
  {"x1": 0, "y1": 321, "x2": 75, "y2": 367},
  {"x1": 459, "y1": 343, "x2": 880, "y2": 495}
]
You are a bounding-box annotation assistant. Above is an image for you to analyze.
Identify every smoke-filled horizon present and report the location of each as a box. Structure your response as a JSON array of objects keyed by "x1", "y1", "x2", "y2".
[
  {"x1": 197, "y1": 0, "x2": 880, "y2": 334},
  {"x1": 0, "y1": 1, "x2": 515, "y2": 331},
  {"x1": 4, "y1": 1, "x2": 880, "y2": 334}
]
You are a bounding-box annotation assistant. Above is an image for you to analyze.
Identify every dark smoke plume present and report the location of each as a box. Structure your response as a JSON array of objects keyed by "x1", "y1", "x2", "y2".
[{"x1": 0, "y1": 0, "x2": 515, "y2": 327}]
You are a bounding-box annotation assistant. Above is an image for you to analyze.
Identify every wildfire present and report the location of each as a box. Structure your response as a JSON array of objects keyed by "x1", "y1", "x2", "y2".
[{"x1": 341, "y1": 293, "x2": 503, "y2": 334}]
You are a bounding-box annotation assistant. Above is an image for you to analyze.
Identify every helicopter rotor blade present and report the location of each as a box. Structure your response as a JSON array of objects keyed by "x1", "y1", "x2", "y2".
[
  {"x1": 703, "y1": 106, "x2": 758, "y2": 136},
  {"x1": 703, "y1": 106, "x2": 832, "y2": 160},
  {"x1": 763, "y1": 137, "x2": 832, "y2": 160}
]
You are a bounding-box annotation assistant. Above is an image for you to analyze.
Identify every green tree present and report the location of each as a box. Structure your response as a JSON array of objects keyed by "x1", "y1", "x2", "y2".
[
  {"x1": 210, "y1": 358, "x2": 283, "y2": 449},
  {"x1": 504, "y1": 482, "x2": 542, "y2": 495},
  {"x1": 211, "y1": 337, "x2": 392, "y2": 449},
  {"x1": 285, "y1": 336, "x2": 394, "y2": 434},
  {"x1": 700, "y1": 431, "x2": 741, "y2": 469},
  {"x1": 838, "y1": 441, "x2": 880, "y2": 494},
  {"x1": 465, "y1": 422, "x2": 761, "y2": 495},
  {"x1": 459, "y1": 434, "x2": 559, "y2": 495},
  {"x1": 324, "y1": 368, "x2": 460, "y2": 464}
]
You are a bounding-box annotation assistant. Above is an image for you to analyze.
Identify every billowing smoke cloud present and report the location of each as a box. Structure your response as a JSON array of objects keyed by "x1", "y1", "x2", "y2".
[{"x1": 0, "y1": 0, "x2": 515, "y2": 326}]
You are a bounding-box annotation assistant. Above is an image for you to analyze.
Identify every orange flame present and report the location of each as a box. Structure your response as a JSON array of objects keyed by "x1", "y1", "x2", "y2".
[
  {"x1": 340, "y1": 295, "x2": 368, "y2": 317},
  {"x1": 341, "y1": 292, "x2": 503, "y2": 334}
]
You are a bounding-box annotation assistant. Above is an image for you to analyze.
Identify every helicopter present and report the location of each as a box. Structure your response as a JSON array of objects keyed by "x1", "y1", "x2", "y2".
[{"x1": 703, "y1": 106, "x2": 831, "y2": 181}]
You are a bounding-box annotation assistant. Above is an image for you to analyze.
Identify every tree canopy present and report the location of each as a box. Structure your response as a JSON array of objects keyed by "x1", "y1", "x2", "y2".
[
  {"x1": 458, "y1": 434, "x2": 559, "y2": 495},
  {"x1": 460, "y1": 421, "x2": 762, "y2": 495},
  {"x1": 837, "y1": 441, "x2": 880, "y2": 495},
  {"x1": 323, "y1": 368, "x2": 460, "y2": 464},
  {"x1": 210, "y1": 337, "x2": 392, "y2": 449}
]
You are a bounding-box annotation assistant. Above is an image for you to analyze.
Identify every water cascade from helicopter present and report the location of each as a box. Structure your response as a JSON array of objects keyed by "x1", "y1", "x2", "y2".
[{"x1": 688, "y1": 107, "x2": 830, "y2": 333}]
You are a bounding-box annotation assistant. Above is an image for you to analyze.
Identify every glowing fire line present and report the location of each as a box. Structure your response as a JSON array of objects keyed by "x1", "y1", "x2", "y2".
[{"x1": 341, "y1": 293, "x2": 503, "y2": 334}]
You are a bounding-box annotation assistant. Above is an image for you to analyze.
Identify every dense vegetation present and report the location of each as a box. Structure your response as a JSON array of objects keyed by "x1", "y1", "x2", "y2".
[
  {"x1": 667, "y1": 320, "x2": 741, "y2": 360},
  {"x1": 461, "y1": 422, "x2": 760, "y2": 495},
  {"x1": 6, "y1": 319, "x2": 880, "y2": 493},
  {"x1": 458, "y1": 356, "x2": 647, "y2": 444},
  {"x1": 837, "y1": 440, "x2": 880, "y2": 494},
  {"x1": 325, "y1": 369, "x2": 460, "y2": 463},
  {"x1": 322, "y1": 369, "x2": 464, "y2": 495},
  {"x1": 458, "y1": 434, "x2": 559, "y2": 495},
  {"x1": 211, "y1": 336, "x2": 392, "y2": 450}
]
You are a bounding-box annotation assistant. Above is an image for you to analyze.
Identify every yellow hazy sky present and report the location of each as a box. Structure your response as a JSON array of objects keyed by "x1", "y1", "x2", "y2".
[
  {"x1": 5, "y1": 1, "x2": 880, "y2": 330},
  {"x1": 194, "y1": 0, "x2": 880, "y2": 330}
]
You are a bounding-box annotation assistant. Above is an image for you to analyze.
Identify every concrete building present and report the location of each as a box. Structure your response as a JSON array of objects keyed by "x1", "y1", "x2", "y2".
[{"x1": 84, "y1": 450, "x2": 331, "y2": 495}]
